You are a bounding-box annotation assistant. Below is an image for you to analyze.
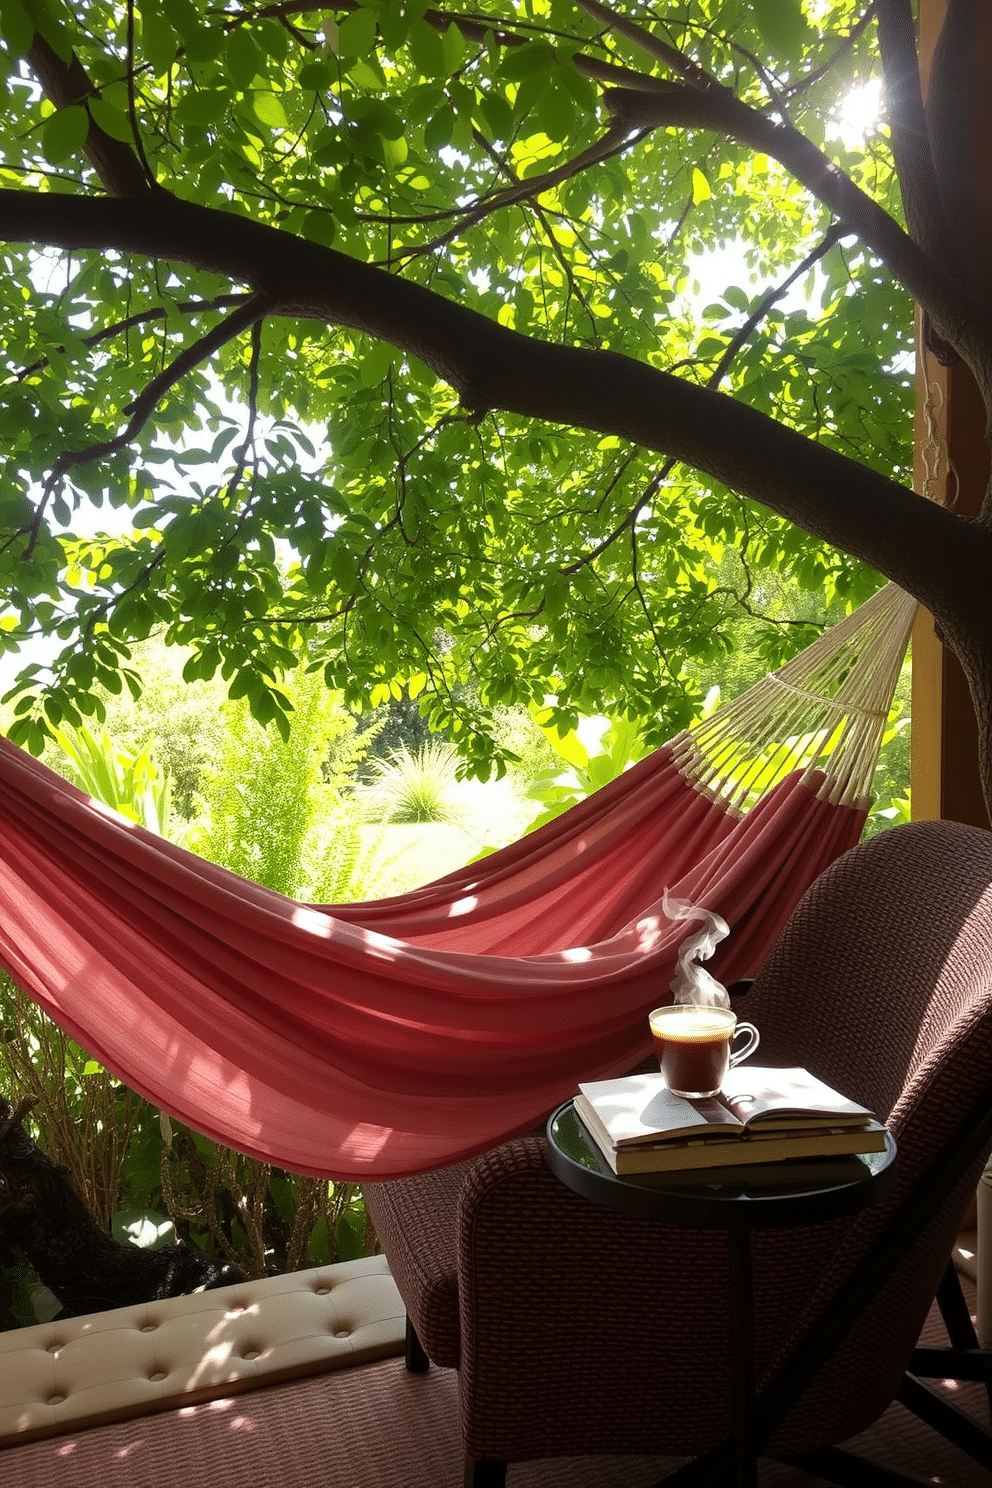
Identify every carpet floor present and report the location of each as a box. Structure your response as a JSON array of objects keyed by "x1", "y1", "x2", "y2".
[{"x1": 1, "y1": 1284, "x2": 988, "y2": 1487}]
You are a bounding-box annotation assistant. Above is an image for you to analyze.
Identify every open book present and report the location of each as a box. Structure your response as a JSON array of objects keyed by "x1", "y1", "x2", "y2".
[{"x1": 574, "y1": 1066, "x2": 886, "y2": 1175}]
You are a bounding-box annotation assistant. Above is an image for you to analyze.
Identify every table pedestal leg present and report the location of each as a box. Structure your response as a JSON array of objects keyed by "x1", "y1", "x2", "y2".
[{"x1": 729, "y1": 1227, "x2": 757, "y2": 1488}]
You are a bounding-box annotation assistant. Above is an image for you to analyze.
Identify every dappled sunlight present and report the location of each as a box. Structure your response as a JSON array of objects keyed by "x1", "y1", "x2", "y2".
[
  {"x1": 561, "y1": 945, "x2": 592, "y2": 962},
  {"x1": 339, "y1": 1121, "x2": 394, "y2": 1162},
  {"x1": 634, "y1": 914, "x2": 666, "y2": 952},
  {"x1": 447, "y1": 894, "x2": 479, "y2": 917},
  {"x1": 291, "y1": 905, "x2": 333, "y2": 937}
]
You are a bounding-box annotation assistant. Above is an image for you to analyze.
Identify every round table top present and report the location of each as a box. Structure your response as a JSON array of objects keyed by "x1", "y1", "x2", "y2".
[{"x1": 546, "y1": 1100, "x2": 899, "y2": 1230}]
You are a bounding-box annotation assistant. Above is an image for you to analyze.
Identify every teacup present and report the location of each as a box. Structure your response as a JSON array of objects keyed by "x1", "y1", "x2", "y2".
[{"x1": 648, "y1": 1004, "x2": 760, "y2": 1099}]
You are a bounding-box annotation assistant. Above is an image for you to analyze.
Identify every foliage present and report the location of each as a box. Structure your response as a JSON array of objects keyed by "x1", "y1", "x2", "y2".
[
  {"x1": 523, "y1": 711, "x2": 651, "y2": 829},
  {"x1": 64, "y1": 637, "x2": 228, "y2": 818},
  {"x1": 191, "y1": 662, "x2": 366, "y2": 896},
  {"x1": 0, "y1": 977, "x2": 146, "y2": 1233},
  {"x1": 48, "y1": 717, "x2": 178, "y2": 835},
  {"x1": 357, "y1": 739, "x2": 468, "y2": 824},
  {"x1": 0, "y1": 0, "x2": 936, "y2": 786}
]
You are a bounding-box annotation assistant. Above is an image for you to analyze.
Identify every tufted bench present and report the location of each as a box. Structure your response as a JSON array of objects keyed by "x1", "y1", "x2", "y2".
[{"x1": 0, "y1": 1254, "x2": 404, "y2": 1446}]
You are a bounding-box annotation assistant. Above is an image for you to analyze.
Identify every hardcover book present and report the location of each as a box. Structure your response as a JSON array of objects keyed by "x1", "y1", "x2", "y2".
[{"x1": 574, "y1": 1066, "x2": 885, "y2": 1175}]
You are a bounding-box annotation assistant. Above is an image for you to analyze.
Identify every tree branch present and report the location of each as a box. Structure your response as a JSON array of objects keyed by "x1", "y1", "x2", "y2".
[
  {"x1": 1, "y1": 189, "x2": 983, "y2": 637},
  {"x1": 26, "y1": 34, "x2": 155, "y2": 197},
  {"x1": 874, "y1": 1, "x2": 951, "y2": 263},
  {"x1": 600, "y1": 80, "x2": 992, "y2": 389},
  {"x1": 576, "y1": 0, "x2": 726, "y2": 94},
  {"x1": 16, "y1": 293, "x2": 253, "y2": 380},
  {"x1": 23, "y1": 291, "x2": 269, "y2": 553},
  {"x1": 390, "y1": 121, "x2": 637, "y2": 263}
]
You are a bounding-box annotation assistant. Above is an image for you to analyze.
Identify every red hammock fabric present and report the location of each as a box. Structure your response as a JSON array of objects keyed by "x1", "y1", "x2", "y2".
[{"x1": 0, "y1": 735, "x2": 865, "y2": 1178}]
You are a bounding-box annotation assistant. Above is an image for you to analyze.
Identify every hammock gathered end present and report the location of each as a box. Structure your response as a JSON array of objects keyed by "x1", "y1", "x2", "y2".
[
  {"x1": 675, "y1": 584, "x2": 917, "y2": 812},
  {"x1": 0, "y1": 586, "x2": 917, "y2": 1179}
]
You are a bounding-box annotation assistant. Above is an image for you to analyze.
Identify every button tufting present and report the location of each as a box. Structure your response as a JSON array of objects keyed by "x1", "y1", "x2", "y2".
[
  {"x1": 139, "y1": 1323, "x2": 157, "y2": 1333},
  {"x1": 149, "y1": 1371, "x2": 167, "y2": 1382},
  {"x1": 334, "y1": 1330, "x2": 350, "y2": 1339},
  {"x1": 47, "y1": 1394, "x2": 65, "y2": 1406},
  {"x1": 242, "y1": 1349, "x2": 261, "y2": 1361},
  {"x1": 46, "y1": 1342, "x2": 62, "y2": 1354},
  {"x1": 314, "y1": 1285, "x2": 331, "y2": 1295}
]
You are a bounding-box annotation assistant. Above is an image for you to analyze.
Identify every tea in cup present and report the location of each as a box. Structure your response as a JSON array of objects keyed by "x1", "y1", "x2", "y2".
[{"x1": 648, "y1": 1004, "x2": 760, "y2": 1099}]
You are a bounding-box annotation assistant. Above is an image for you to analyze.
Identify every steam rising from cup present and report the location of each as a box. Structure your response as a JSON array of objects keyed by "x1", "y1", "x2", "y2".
[{"x1": 662, "y1": 889, "x2": 730, "y2": 1008}]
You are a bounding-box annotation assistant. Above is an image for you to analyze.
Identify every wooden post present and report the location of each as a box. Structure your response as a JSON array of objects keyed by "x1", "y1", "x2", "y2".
[
  {"x1": 913, "y1": 0, "x2": 992, "y2": 1347},
  {"x1": 911, "y1": 0, "x2": 990, "y2": 829},
  {"x1": 911, "y1": 350, "x2": 990, "y2": 828}
]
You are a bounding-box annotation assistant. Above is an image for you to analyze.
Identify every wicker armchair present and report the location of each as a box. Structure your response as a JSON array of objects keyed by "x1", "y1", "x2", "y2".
[{"x1": 364, "y1": 821, "x2": 992, "y2": 1486}]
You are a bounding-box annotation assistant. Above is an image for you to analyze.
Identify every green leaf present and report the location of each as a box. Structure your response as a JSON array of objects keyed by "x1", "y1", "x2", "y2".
[
  {"x1": 380, "y1": 131, "x2": 408, "y2": 170},
  {"x1": 423, "y1": 103, "x2": 454, "y2": 153},
  {"x1": 177, "y1": 90, "x2": 229, "y2": 126},
  {"x1": 407, "y1": 17, "x2": 444, "y2": 79},
  {"x1": 87, "y1": 97, "x2": 134, "y2": 144},
  {"x1": 498, "y1": 41, "x2": 554, "y2": 82},
  {"x1": 141, "y1": 10, "x2": 177, "y2": 75},
  {"x1": 42, "y1": 104, "x2": 89, "y2": 163},
  {"x1": 224, "y1": 26, "x2": 260, "y2": 89},
  {"x1": 440, "y1": 21, "x2": 466, "y2": 74},
  {"x1": 161, "y1": 0, "x2": 202, "y2": 44},
  {"x1": 252, "y1": 91, "x2": 289, "y2": 130},
  {"x1": 752, "y1": 0, "x2": 810, "y2": 59},
  {"x1": 299, "y1": 58, "x2": 336, "y2": 92},
  {"x1": 0, "y1": 0, "x2": 34, "y2": 56},
  {"x1": 336, "y1": 7, "x2": 377, "y2": 59}
]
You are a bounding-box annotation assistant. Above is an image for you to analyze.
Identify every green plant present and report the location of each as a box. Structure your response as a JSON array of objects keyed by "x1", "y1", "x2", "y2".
[
  {"x1": 0, "y1": 976, "x2": 145, "y2": 1232},
  {"x1": 190, "y1": 668, "x2": 372, "y2": 896},
  {"x1": 49, "y1": 721, "x2": 179, "y2": 839},
  {"x1": 357, "y1": 741, "x2": 468, "y2": 826},
  {"x1": 523, "y1": 713, "x2": 653, "y2": 832}
]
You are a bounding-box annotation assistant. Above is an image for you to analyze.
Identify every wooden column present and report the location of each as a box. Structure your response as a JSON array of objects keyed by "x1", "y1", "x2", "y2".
[
  {"x1": 911, "y1": 352, "x2": 989, "y2": 827},
  {"x1": 911, "y1": 0, "x2": 992, "y2": 1346},
  {"x1": 911, "y1": 0, "x2": 990, "y2": 830}
]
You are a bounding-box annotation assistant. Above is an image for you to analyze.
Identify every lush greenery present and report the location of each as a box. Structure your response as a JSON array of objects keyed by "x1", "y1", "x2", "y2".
[{"x1": 3, "y1": 0, "x2": 964, "y2": 794}]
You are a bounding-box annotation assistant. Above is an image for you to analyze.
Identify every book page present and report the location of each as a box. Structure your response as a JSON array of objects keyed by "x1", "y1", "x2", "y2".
[
  {"x1": 576, "y1": 1073, "x2": 743, "y2": 1147},
  {"x1": 718, "y1": 1066, "x2": 877, "y2": 1127}
]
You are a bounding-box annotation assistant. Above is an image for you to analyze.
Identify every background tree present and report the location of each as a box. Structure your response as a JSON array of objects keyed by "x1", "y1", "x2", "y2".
[{"x1": 0, "y1": 1, "x2": 987, "y2": 806}]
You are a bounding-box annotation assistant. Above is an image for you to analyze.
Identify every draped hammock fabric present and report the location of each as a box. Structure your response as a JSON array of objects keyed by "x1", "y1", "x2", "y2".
[{"x1": 0, "y1": 585, "x2": 917, "y2": 1180}]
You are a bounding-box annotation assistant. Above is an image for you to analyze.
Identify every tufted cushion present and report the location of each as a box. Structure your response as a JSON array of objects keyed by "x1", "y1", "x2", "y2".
[{"x1": 0, "y1": 1255, "x2": 404, "y2": 1446}]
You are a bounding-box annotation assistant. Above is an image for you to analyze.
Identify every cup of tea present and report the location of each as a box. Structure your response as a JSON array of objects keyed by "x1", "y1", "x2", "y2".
[{"x1": 648, "y1": 1004, "x2": 760, "y2": 1099}]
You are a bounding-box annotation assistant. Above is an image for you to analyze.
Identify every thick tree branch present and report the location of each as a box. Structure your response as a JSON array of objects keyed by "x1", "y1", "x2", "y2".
[
  {"x1": 576, "y1": 0, "x2": 726, "y2": 93},
  {"x1": 925, "y1": 0, "x2": 992, "y2": 315},
  {"x1": 26, "y1": 34, "x2": 155, "y2": 197},
  {"x1": 874, "y1": 0, "x2": 950, "y2": 261},
  {"x1": 1, "y1": 189, "x2": 986, "y2": 643},
  {"x1": 601, "y1": 81, "x2": 992, "y2": 394}
]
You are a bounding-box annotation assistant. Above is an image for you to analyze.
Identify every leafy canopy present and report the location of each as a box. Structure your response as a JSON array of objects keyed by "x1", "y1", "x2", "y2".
[{"x1": 0, "y1": 0, "x2": 912, "y2": 773}]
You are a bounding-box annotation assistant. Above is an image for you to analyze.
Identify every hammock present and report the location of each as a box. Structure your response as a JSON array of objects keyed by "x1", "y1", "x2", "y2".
[{"x1": 0, "y1": 585, "x2": 916, "y2": 1179}]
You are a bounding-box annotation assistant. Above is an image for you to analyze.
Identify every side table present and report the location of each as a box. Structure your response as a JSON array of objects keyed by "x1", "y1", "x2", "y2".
[{"x1": 546, "y1": 1100, "x2": 898, "y2": 1488}]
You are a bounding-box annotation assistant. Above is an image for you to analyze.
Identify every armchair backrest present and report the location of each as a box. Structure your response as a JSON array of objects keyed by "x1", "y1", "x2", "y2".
[
  {"x1": 739, "y1": 820, "x2": 992, "y2": 1453},
  {"x1": 740, "y1": 819, "x2": 992, "y2": 1123}
]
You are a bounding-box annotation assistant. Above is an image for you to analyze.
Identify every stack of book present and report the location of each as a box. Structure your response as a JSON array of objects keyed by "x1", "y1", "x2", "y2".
[{"x1": 574, "y1": 1066, "x2": 886, "y2": 1180}]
